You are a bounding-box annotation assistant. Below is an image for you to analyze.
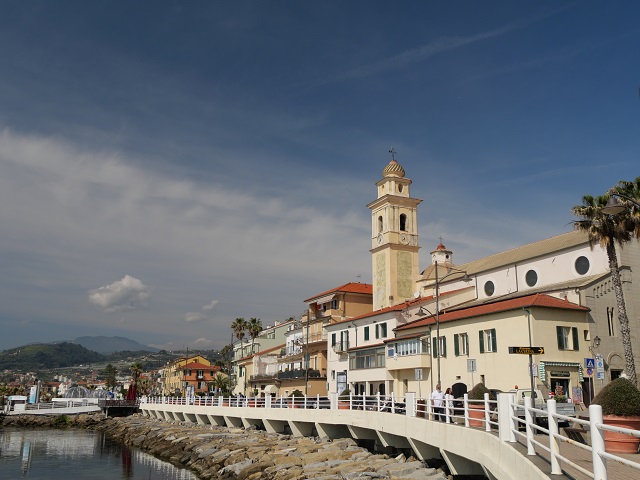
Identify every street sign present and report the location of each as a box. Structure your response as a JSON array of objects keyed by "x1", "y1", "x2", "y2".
[
  {"x1": 529, "y1": 363, "x2": 538, "y2": 377},
  {"x1": 587, "y1": 368, "x2": 593, "y2": 376},
  {"x1": 414, "y1": 368, "x2": 423, "y2": 380},
  {"x1": 597, "y1": 371, "x2": 605, "y2": 380},
  {"x1": 596, "y1": 357, "x2": 605, "y2": 373},
  {"x1": 585, "y1": 358, "x2": 595, "y2": 369},
  {"x1": 509, "y1": 346, "x2": 545, "y2": 355},
  {"x1": 467, "y1": 359, "x2": 477, "y2": 373}
]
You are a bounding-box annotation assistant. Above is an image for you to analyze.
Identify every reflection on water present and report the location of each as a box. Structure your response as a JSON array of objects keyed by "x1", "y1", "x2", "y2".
[{"x1": 0, "y1": 427, "x2": 197, "y2": 479}]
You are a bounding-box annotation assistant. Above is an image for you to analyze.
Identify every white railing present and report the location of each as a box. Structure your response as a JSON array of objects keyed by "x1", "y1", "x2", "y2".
[
  {"x1": 505, "y1": 394, "x2": 640, "y2": 480},
  {"x1": 141, "y1": 391, "x2": 640, "y2": 479}
]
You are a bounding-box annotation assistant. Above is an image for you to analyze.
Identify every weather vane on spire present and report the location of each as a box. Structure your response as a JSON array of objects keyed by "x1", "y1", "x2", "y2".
[{"x1": 389, "y1": 146, "x2": 396, "y2": 161}]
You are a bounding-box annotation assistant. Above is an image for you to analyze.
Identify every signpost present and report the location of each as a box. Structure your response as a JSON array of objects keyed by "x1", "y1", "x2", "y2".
[
  {"x1": 596, "y1": 355, "x2": 605, "y2": 382},
  {"x1": 509, "y1": 346, "x2": 545, "y2": 355},
  {"x1": 467, "y1": 359, "x2": 477, "y2": 388}
]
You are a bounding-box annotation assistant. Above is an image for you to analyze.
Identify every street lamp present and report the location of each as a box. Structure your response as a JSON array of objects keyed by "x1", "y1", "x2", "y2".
[
  {"x1": 419, "y1": 261, "x2": 470, "y2": 387},
  {"x1": 293, "y1": 318, "x2": 310, "y2": 396},
  {"x1": 602, "y1": 193, "x2": 640, "y2": 215}
]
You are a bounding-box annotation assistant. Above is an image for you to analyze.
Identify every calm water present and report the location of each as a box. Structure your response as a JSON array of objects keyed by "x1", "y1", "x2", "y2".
[{"x1": 0, "y1": 427, "x2": 199, "y2": 479}]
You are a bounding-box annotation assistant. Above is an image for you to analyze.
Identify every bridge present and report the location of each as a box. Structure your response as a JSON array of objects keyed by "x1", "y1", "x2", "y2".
[{"x1": 140, "y1": 393, "x2": 640, "y2": 480}]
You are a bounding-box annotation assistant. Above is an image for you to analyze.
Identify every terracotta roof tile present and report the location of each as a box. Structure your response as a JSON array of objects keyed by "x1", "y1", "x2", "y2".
[
  {"x1": 396, "y1": 293, "x2": 588, "y2": 331},
  {"x1": 304, "y1": 282, "x2": 372, "y2": 303}
]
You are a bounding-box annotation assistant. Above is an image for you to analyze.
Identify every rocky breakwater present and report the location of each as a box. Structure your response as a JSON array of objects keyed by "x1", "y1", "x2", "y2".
[{"x1": 97, "y1": 415, "x2": 449, "y2": 480}]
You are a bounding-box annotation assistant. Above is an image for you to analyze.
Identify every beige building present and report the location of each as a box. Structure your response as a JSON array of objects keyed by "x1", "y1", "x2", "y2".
[
  {"x1": 323, "y1": 156, "x2": 640, "y2": 403},
  {"x1": 161, "y1": 355, "x2": 212, "y2": 396}
]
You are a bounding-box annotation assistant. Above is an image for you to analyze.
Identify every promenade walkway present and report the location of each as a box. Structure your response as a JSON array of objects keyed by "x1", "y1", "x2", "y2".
[{"x1": 140, "y1": 393, "x2": 640, "y2": 480}]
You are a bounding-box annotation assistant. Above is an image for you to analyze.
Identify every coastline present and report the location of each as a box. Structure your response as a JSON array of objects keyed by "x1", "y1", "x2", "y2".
[{"x1": 1, "y1": 413, "x2": 449, "y2": 479}]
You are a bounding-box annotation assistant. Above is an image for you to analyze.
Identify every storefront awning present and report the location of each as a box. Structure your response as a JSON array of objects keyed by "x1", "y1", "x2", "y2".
[{"x1": 263, "y1": 384, "x2": 278, "y2": 394}]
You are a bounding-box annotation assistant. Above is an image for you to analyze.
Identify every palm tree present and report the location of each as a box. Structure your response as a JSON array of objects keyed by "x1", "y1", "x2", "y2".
[
  {"x1": 572, "y1": 194, "x2": 637, "y2": 386},
  {"x1": 209, "y1": 373, "x2": 230, "y2": 395},
  {"x1": 231, "y1": 317, "x2": 247, "y2": 343},
  {"x1": 248, "y1": 317, "x2": 263, "y2": 353},
  {"x1": 610, "y1": 176, "x2": 640, "y2": 237}
]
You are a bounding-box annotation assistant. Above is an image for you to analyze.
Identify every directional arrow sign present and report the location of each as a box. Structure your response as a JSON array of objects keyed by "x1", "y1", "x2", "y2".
[{"x1": 509, "y1": 346, "x2": 545, "y2": 355}]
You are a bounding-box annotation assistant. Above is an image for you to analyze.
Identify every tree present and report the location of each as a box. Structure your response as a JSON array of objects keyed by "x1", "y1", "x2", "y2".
[
  {"x1": 610, "y1": 176, "x2": 640, "y2": 237},
  {"x1": 219, "y1": 344, "x2": 232, "y2": 361},
  {"x1": 572, "y1": 194, "x2": 637, "y2": 386},
  {"x1": 103, "y1": 363, "x2": 117, "y2": 390},
  {"x1": 209, "y1": 373, "x2": 230, "y2": 395},
  {"x1": 231, "y1": 317, "x2": 247, "y2": 343},
  {"x1": 248, "y1": 317, "x2": 263, "y2": 353}
]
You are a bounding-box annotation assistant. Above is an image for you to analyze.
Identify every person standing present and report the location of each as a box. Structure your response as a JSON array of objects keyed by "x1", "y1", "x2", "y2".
[{"x1": 431, "y1": 384, "x2": 445, "y2": 421}]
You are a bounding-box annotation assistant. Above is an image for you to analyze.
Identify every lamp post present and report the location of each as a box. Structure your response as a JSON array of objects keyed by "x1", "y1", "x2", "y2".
[
  {"x1": 602, "y1": 193, "x2": 640, "y2": 215},
  {"x1": 294, "y1": 318, "x2": 310, "y2": 396},
  {"x1": 419, "y1": 261, "x2": 470, "y2": 388}
]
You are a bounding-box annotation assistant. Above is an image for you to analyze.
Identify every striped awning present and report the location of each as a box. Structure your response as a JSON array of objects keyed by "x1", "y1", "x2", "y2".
[{"x1": 312, "y1": 294, "x2": 335, "y2": 305}]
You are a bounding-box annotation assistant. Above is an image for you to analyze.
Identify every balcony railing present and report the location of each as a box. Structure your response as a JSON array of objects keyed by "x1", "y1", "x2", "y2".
[
  {"x1": 249, "y1": 373, "x2": 278, "y2": 381},
  {"x1": 333, "y1": 342, "x2": 349, "y2": 353},
  {"x1": 277, "y1": 369, "x2": 322, "y2": 380}
]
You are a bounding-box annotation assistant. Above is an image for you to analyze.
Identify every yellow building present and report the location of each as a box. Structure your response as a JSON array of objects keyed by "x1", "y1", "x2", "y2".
[{"x1": 161, "y1": 355, "x2": 212, "y2": 396}]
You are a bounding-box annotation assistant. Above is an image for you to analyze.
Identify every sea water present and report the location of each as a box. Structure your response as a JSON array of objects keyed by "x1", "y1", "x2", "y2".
[{"x1": 0, "y1": 427, "x2": 198, "y2": 479}]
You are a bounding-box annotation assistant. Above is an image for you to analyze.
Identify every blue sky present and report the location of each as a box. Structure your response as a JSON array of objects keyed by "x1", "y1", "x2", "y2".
[{"x1": 0, "y1": 2, "x2": 638, "y2": 351}]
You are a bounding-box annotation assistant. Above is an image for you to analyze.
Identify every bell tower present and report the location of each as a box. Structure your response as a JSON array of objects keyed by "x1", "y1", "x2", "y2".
[{"x1": 367, "y1": 153, "x2": 422, "y2": 311}]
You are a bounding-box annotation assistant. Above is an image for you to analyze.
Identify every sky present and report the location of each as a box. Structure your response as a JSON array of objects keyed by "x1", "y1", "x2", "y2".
[{"x1": 1, "y1": 2, "x2": 638, "y2": 352}]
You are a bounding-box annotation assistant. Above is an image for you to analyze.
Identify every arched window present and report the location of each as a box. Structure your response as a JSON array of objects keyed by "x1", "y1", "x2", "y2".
[
  {"x1": 378, "y1": 215, "x2": 383, "y2": 233},
  {"x1": 400, "y1": 214, "x2": 407, "y2": 231}
]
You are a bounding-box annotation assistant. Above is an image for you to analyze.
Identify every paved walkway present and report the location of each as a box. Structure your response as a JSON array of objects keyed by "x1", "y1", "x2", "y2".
[{"x1": 510, "y1": 434, "x2": 640, "y2": 480}]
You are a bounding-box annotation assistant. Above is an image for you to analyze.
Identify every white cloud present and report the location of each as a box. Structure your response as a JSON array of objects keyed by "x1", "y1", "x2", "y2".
[
  {"x1": 88, "y1": 275, "x2": 151, "y2": 312},
  {"x1": 184, "y1": 299, "x2": 219, "y2": 323}
]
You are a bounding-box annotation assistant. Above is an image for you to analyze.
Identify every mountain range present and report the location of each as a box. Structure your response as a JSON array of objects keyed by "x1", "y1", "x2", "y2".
[{"x1": 70, "y1": 336, "x2": 160, "y2": 354}]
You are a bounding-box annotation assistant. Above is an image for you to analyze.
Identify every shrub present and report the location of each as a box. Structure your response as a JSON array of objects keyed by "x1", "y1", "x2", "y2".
[
  {"x1": 339, "y1": 387, "x2": 351, "y2": 398},
  {"x1": 592, "y1": 378, "x2": 640, "y2": 417},
  {"x1": 468, "y1": 383, "x2": 493, "y2": 401},
  {"x1": 554, "y1": 395, "x2": 568, "y2": 403},
  {"x1": 53, "y1": 415, "x2": 70, "y2": 427},
  {"x1": 290, "y1": 389, "x2": 304, "y2": 398}
]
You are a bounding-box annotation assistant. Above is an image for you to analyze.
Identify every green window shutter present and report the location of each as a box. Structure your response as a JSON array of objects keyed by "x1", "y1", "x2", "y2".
[
  {"x1": 479, "y1": 331, "x2": 485, "y2": 353},
  {"x1": 364, "y1": 327, "x2": 369, "y2": 341},
  {"x1": 375, "y1": 324, "x2": 379, "y2": 339},
  {"x1": 433, "y1": 337, "x2": 438, "y2": 357},
  {"x1": 331, "y1": 333, "x2": 336, "y2": 346},
  {"x1": 491, "y1": 328, "x2": 497, "y2": 353},
  {"x1": 454, "y1": 334, "x2": 460, "y2": 356},
  {"x1": 556, "y1": 326, "x2": 564, "y2": 350},
  {"x1": 442, "y1": 337, "x2": 447, "y2": 357},
  {"x1": 381, "y1": 323, "x2": 387, "y2": 337},
  {"x1": 572, "y1": 327, "x2": 579, "y2": 351}
]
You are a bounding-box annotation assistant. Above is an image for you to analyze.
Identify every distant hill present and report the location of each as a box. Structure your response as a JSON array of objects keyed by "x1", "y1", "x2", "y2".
[
  {"x1": 0, "y1": 342, "x2": 105, "y2": 370},
  {"x1": 71, "y1": 336, "x2": 160, "y2": 354}
]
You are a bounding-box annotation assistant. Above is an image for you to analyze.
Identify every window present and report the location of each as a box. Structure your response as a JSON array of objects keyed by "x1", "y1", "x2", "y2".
[
  {"x1": 331, "y1": 333, "x2": 336, "y2": 346},
  {"x1": 525, "y1": 270, "x2": 538, "y2": 287},
  {"x1": 484, "y1": 281, "x2": 495, "y2": 296},
  {"x1": 557, "y1": 326, "x2": 579, "y2": 351},
  {"x1": 388, "y1": 338, "x2": 422, "y2": 357},
  {"x1": 575, "y1": 256, "x2": 590, "y2": 275},
  {"x1": 349, "y1": 347, "x2": 386, "y2": 370},
  {"x1": 607, "y1": 307, "x2": 615, "y2": 336},
  {"x1": 364, "y1": 326, "x2": 370, "y2": 341},
  {"x1": 400, "y1": 214, "x2": 407, "y2": 231},
  {"x1": 375, "y1": 322, "x2": 388, "y2": 339},
  {"x1": 479, "y1": 329, "x2": 497, "y2": 353},
  {"x1": 454, "y1": 333, "x2": 469, "y2": 356},
  {"x1": 432, "y1": 336, "x2": 447, "y2": 357},
  {"x1": 378, "y1": 215, "x2": 383, "y2": 233}
]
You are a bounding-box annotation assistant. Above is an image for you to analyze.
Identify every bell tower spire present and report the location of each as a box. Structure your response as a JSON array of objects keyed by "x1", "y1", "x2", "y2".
[{"x1": 367, "y1": 152, "x2": 422, "y2": 311}]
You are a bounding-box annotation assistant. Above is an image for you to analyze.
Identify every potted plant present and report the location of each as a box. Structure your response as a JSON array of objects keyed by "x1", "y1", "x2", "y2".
[
  {"x1": 592, "y1": 378, "x2": 640, "y2": 453},
  {"x1": 338, "y1": 387, "x2": 352, "y2": 410},
  {"x1": 467, "y1": 383, "x2": 492, "y2": 427},
  {"x1": 290, "y1": 389, "x2": 304, "y2": 408}
]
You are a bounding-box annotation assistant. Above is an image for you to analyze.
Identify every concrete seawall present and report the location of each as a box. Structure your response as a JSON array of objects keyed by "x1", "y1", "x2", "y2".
[{"x1": 1, "y1": 413, "x2": 451, "y2": 480}]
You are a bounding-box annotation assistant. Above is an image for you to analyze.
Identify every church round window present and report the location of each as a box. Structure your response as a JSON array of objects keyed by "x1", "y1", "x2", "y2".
[
  {"x1": 484, "y1": 281, "x2": 495, "y2": 296},
  {"x1": 525, "y1": 270, "x2": 538, "y2": 287},
  {"x1": 575, "y1": 256, "x2": 590, "y2": 275}
]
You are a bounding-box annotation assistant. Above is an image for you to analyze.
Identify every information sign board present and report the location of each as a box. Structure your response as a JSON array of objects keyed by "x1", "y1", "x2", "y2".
[{"x1": 508, "y1": 346, "x2": 544, "y2": 355}]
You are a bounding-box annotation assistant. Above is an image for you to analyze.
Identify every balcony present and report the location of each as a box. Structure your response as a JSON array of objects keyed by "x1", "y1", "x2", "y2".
[
  {"x1": 249, "y1": 372, "x2": 278, "y2": 381},
  {"x1": 386, "y1": 352, "x2": 431, "y2": 371},
  {"x1": 333, "y1": 342, "x2": 349, "y2": 354},
  {"x1": 277, "y1": 369, "x2": 322, "y2": 380}
]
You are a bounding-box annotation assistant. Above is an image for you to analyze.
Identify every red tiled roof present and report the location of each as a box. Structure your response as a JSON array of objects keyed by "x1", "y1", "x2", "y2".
[
  {"x1": 396, "y1": 294, "x2": 589, "y2": 331},
  {"x1": 183, "y1": 362, "x2": 218, "y2": 370},
  {"x1": 304, "y1": 282, "x2": 373, "y2": 303}
]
